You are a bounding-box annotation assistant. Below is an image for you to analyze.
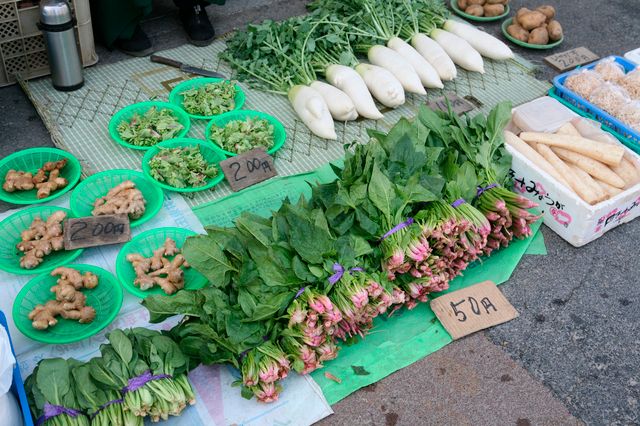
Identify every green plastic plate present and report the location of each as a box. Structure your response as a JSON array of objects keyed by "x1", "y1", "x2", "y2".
[
  {"x1": 501, "y1": 18, "x2": 564, "y2": 50},
  {"x1": 0, "y1": 148, "x2": 82, "y2": 205},
  {"x1": 115, "y1": 227, "x2": 208, "y2": 298},
  {"x1": 141, "y1": 138, "x2": 225, "y2": 193},
  {"x1": 450, "y1": 0, "x2": 509, "y2": 22},
  {"x1": 70, "y1": 169, "x2": 163, "y2": 228},
  {"x1": 108, "y1": 101, "x2": 191, "y2": 151},
  {"x1": 0, "y1": 206, "x2": 83, "y2": 275},
  {"x1": 168, "y1": 77, "x2": 246, "y2": 120},
  {"x1": 205, "y1": 110, "x2": 287, "y2": 157},
  {"x1": 12, "y1": 264, "x2": 123, "y2": 344}
]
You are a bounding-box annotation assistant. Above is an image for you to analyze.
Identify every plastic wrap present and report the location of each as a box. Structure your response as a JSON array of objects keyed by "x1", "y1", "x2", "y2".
[
  {"x1": 587, "y1": 82, "x2": 630, "y2": 116},
  {"x1": 564, "y1": 69, "x2": 604, "y2": 99},
  {"x1": 594, "y1": 57, "x2": 626, "y2": 82},
  {"x1": 619, "y1": 67, "x2": 640, "y2": 100},
  {"x1": 619, "y1": 100, "x2": 640, "y2": 131}
]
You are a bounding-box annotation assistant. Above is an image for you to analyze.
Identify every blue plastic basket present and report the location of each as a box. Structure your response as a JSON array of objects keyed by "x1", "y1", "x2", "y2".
[
  {"x1": 552, "y1": 55, "x2": 639, "y2": 146},
  {"x1": 0, "y1": 311, "x2": 34, "y2": 426}
]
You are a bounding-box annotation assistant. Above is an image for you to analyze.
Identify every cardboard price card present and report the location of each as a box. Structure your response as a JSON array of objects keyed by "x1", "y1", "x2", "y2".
[
  {"x1": 544, "y1": 47, "x2": 599, "y2": 72},
  {"x1": 220, "y1": 148, "x2": 277, "y2": 192},
  {"x1": 430, "y1": 281, "x2": 518, "y2": 339},
  {"x1": 63, "y1": 214, "x2": 131, "y2": 250}
]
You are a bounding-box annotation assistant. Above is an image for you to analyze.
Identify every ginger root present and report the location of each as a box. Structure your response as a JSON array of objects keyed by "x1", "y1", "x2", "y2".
[
  {"x1": 2, "y1": 170, "x2": 34, "y2": 192},
  {"x1": 126, "y1": 237, "x2": 190, "y2": 295},
  {"x1": 3, "y1": 159, "x2": 68, "y2": 197},
  {"x1": 36, "y1": 168, "x2": 68, "y2": 199},
  {"x1": 28, "y1": 267, "x2": 98, "y2": 330},
  {"x1": 92, "y1": 180, "x2": 146, "y2": 220},
  {"x1": 17, "y1": 211, "x2": 67, "y2": 269}
]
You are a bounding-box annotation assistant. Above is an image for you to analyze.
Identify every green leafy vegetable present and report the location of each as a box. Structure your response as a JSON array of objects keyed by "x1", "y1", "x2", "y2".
[
  {"x1": 208, "y1": 117, "x2": 275, "y2": 154},
  {"x1": 117, "y1": 107, "x2": 184, "y2": 147},
  {"x1": 180, "y1": 80, "x2": 237, "y2": 116},
  {"x1": 149, "y1": 146, "x2": 219, "y2": 188}
]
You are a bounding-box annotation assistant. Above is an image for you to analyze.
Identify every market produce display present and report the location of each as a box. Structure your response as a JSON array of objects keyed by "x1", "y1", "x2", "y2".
[
  {"x1": 116, "y1": 107, "x2": 185, "y2": 148},
  {"x1": 3, "y1": 159, "x2": 68, "y2": 199},
  {"x1": 17, "y1": 211, "x2": 66, "y2": 270},
  {"x1": 28, "y1": 267, "x2": 98, "y2": 330},
  {"x1": 24, "y1": 328, "x2": 195, "y2": 425},
  {"x1": 179, "y1": 80, "x2": 238, "y2": 116},
  {"x1": 506, "y1": 5, "x2": 563, "y2": 46},
  {"x1": 208, "y1": 117, "x2": 275, "y2": 154},
  {"x1": 126, "y1": 237, "x2": 191, "y2": 295},
  {"x1": 148, "y1": 146, "x2": 219, "y2": 189},
  {"x1": 454, "y1": 0, "x2": 509, "y2": 19},
  {"x1": 92, "y1": 181, "x2": 146, "y2": 220}
]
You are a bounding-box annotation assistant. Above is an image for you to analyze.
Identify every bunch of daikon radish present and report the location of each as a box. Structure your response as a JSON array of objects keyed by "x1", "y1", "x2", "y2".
[{"x1": 505, "y1": 123, "x2": 640, "y2": 205}]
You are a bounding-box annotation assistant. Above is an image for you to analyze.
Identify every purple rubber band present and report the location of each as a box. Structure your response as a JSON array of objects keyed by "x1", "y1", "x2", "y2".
[
  {"x1": 121, "y1": 370, "x2": 171, "y2": 395},
  {"x1": 90, "y1": 398, "x2": 124, "y2": 420},
  {"x1": 36, "y1": 402, "x2": 83, "y2": 426},
  {"x1": 451, "y1": 198, "x2": 466, "y2": 208},
  {"x1": 294, "y1": 287, "x2": 306, "y2": 299},
  {"x1": 476, "y1": 183, "x2": 498, "y2": 197},
  {"x1": 379, "y1": 217, "x2": 414, "y2": 241},
  {"x1": 328, "y1": 263, "x2": 364, "y2": 285}
]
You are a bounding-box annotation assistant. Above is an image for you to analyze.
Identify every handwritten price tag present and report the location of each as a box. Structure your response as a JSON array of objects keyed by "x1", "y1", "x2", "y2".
[
  {"x1": 220, "y1": 148, "x2": 277, "y2": 192},
  {"x1": 544, "y1": 47, "x2": 599, "y2": 72},
  {"x1": 430, "y1": 281, "x2": 518, "y2": 339},
  {"x1": 427, "y1": 93, "x2": 476, "y2": 115},
  {"x1": 63, "y1": 214, "x2": 131, "y2": 250}
]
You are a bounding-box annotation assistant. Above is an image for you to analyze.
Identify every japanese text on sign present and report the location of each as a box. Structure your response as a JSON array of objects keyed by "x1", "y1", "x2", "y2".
[
  {"x1": 544, "y1": 47, "x2": 599, "y2": 72},
  {"x1": 63, "y1": 214, "x2": 131, "y2": 250},
  {"x1": 220, "y1": 148, "x2": 277, "y2": 192}
]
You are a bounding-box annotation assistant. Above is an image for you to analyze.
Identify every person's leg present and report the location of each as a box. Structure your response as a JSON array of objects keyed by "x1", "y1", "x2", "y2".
[
  {"x1": 90, "y1": 0, "x2": 154, "y2": 56},
  {"x1": 173, "y1": 0, "x2": 225, "y2": 47}
]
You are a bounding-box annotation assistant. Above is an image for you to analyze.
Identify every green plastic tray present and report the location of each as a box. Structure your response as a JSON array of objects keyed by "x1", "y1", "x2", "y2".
[
  {"x1": 205, "y1": 110, "x2": 287, "y2": 157},
  {"x1": 0, "y1": 206, "x2": 83, "y2": 275},
  {"x1": 0, "y1": 148, "x2": 82, "y2": 205},
  {"x1": 168, "y1": 77, "x2": 246, "y2": 120},
  {"x1": 450, "y1": 0, "x2": 509, "y2": 22},
  {"x1": 12, "y1": 264, "x2": 123, "y2": 344},
  {"x1": 501, "y1": 18, "x2": 564, "y2": 50},
  {"x1": 141, "y1": 138, "x2": 226, "y2": 193},
  {"x1": 115, "y1": 227, "x2": 208, "y2": 298},
  {"x1": 108, "y1": 101, "x2": 191, "y2": 151},
  {"x1": 70, "y1": 169, "x2": 163, "y2": 228}
]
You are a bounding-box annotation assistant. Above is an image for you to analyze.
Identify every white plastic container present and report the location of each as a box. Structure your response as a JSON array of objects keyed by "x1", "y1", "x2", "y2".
[
  {"x1": 624, "y1": 47, "x2": 640, "y2": 65},
  {"x1": 506, "y1": 96, "x2": 640, "y2": 247}
]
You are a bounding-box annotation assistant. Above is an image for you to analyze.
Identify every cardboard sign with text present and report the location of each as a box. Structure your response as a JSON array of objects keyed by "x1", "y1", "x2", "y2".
[
  {"x1": 427, "y1": 93, "x2": 476, "y2": 115},
  {"x1": 220, "y1": 148, "x2": 277, "y2": 192},
  {"x1": 430, "y1": 281, "x2": 518, "y2": 339},
  {"x1": 544, "y1": 47, "x2": 599, "y2": 72},
  {"x1": 63, "y1": 214, "x2": 131, "y2": 250}
]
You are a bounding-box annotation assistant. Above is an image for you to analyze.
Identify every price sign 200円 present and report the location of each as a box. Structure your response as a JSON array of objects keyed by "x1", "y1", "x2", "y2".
[{"x1": 220, "y1": 148, "x2": 278, "y2": 192}]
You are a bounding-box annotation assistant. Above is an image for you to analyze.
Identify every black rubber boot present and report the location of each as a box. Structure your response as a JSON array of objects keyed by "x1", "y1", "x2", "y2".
[
  {"x1": 178, "y1": 3, "x2": 215, "y2": 47},
  {"x1": 114, "y1": 25, "x2": 154, "y2": 57}
]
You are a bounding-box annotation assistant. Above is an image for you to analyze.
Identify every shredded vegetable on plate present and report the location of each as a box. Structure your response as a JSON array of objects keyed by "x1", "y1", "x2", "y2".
[
  {"x1": 117, "y1": 107, "x2": 184, "y2": 147},
  {"x1": 180, "y1": 81, "x2": 237, "y2": 116},
  {"x1": 149, "y1": 146, "x2": 218, "y2": 188},
  {"x1": 209, "y1": 117, "x2": 275, "y2": 154}
]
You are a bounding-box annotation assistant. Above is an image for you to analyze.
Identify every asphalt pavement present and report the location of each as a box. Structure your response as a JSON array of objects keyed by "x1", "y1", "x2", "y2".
[{"x1": 1, "y1": 1, "x2": 639, "y2": 424}]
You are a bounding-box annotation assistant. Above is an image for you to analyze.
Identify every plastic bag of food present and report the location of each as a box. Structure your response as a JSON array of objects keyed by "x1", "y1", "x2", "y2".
[
  {"x1": 594, "y1": 57, "x2": 626, "y2": 82},
  {"x1": 619, "y1": 100, "x2": 640, "y2": 131},
  {"x1": 587, "y1": 82, "x2": 630, "y2": 116},
  {"x1": 619, "y1": 67, "x2": 640, "y2": 100},
  {"x1": 564, "y1": 69, "x2": 604, "y2": 99}
]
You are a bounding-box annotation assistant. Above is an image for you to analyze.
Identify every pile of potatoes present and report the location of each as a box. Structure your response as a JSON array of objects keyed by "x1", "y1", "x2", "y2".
[
  {"x1": 456, "y1": 0, "x2": 509, "y2": 18},
  {"x1": 507, "y1": 6, "x2": 563, "y2": 45}
]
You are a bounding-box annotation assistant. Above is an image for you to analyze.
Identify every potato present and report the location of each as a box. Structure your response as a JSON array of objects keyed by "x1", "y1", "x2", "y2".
[
  {"x1": 467, "y1": 0, "x2": 485, "y2": 5},
  {"x1": 457, "y1": 0, "x2": 468, "y2": 9},
  {"x1": 528, "y1": 27, "x2": 550, "y2": 45},
  {"x1": 516, "y1": 7, "x2": 532, "y2": 24},
  {"x1": 507, "y1": 23, "x2": 530, "y2": 42},
  {"x1": 519, "y1": 10, "x2": 548, "y2": 30},
  {"x1": 548, "y1": 20, "x2": 563, "y2": 41},
  {"x1": 483, "y1": 3, "x2": 505, "y2": 16},
  {"x1": 465, "y1": 4, "x2": 484, "y2": 15},
  {"x1": 536, "y1": 5, "x2": 556, "y2": 22},
  {"x1": 486, "y1": 0, "x2": 506, "y2": 4}
]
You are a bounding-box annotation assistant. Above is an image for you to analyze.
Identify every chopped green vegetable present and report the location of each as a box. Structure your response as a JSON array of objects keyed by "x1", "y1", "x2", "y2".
[
  {"x1": 149, "y1": 146, "x2": 218, "y2": 188},
  {"x1": 180, "y1": 81, "x2": 237, "y2": 116},
  {"x1": 117, "y1": 107, "x2": 184, "y2": 147},
  {"x1": 209, "y1": 117, "x2": 275, "y2": 154}
]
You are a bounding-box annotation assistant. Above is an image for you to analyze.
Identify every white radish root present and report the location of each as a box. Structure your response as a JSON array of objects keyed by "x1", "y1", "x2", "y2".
[
  {"x1": 326, "y1": 64, "x2": 383, "y2": 120},
  {"x1": 443, "y1": 20, "x2": 513, "y2": 61},
  {"x1": 411, "y1": 33, "x2": 457, "y2": 81},
  {"x1": 519, "y1": 132, "x2": 625, "y2": 166},
  {"x1": 387, "y1": 37, "x2": 443, "y2": 89},
  {"x1": 288, "y1": 85, "x2": 337, "y2": 140},
  {"x1": 309, "y1": 81, "x2": 358, "y2": 121},
  {"x1": 430, "y1": 29, "x2": 485, "y2": 74},
  {"x1": 368, "y1": 45, "x2": 426, "y2": 95},
  {"x1": 355, "y1": 63, "x2": 405, "y2": 108}
]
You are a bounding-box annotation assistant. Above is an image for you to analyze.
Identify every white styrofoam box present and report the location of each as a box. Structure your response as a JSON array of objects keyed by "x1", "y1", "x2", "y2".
[
  {"x1": 507, "y1": 97, "x2": 640, "y2": 247},
  {"x1": 624, "y1": 48, "x2": 640, "y2": 65}
]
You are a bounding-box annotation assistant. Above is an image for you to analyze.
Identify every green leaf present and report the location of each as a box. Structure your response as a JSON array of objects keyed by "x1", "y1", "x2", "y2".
[
  {"x1": 368, "y1": 165, "x2": 395, "y2": 217},
  {"x1": 36, "y1": 358, "x2": 70, "y2": 404},
  {"x1": 351, "y1": 365, "x2": 370, "y2": 376},
  {"x1": 108, "y1": 329, "x2": 133, "y2": 365},
  {"x1": 183, "y1": 234, "x2": 236, "y2": 285}
]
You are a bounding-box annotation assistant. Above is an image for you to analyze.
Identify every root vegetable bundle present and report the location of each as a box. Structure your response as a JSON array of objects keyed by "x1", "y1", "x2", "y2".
[
  {"x1": 2, "y1": 159, "x2": 69, "y2": 199},
  {"x1": 92, "y1": 181, "x2": 146, "y2": 220},
  {"x1": 126, "y1": 237, "x2": 191, "y2": 295},
  {"x1": 17, "y1": 211, "x2": 66, "y2": 270}
]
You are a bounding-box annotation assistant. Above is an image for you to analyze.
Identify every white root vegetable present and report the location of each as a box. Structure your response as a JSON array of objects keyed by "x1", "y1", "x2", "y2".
[
  {"x1": 326, "y1": 64, "x2": 383, "y2": 120},
  {"x1": 611, "y1": 158, "x2": 640, "y2": 187},
  {"x1": 368, "y1": 45, "x2": 426, "y2": 95},
  {"x1": 411, "y1": 33, "x2": 457, "y2": 81},
  {"x1": 355, "y1": 64, "x2": 405, "y2": 108},
  {"x1": 556, "y1": 122, "x2": 581, "y2": 136},
  {"x1": 519, "y1": 132, "x2": 625, "y2": 166},
  {"x1": 504, "y1": 131, "x2": 569, "y2": 187},
  {"x1": 288, "y1": 85, "x2": 337, "y2": 140},
  {"x1": 430, "y1": 29, "x2": 485, "y2": 73},
  {"x1": 443, "y1": 20, "x2": 513, "y2": 61},
  {"x1": 309, "y1": 81, "x2": 358, "y2": 121},
  {"x1": 568, "y1": 163, "x2": 608, "y2": 204},
  {"x1": 595, "y1": 179, "x2": 624, "y2": 198},
  {"x1": 387, "y1": 37, "x2": 443, "y2": 89},
  {"x1": 552, "y1": 147, "x2": 626, "y2": 188}
]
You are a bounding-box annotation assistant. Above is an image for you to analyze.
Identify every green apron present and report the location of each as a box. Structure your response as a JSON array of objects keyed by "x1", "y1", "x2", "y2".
[{"x1": 90, "y1": 0, "x2": 226, "y2": 48}]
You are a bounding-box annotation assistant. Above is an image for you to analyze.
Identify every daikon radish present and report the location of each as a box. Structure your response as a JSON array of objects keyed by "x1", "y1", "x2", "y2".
[
  {"x1": 309, "y1": 81, "x2": 358, "y2": 122},
  {"x1": 519, "y1": 132, "x2": 625, "y2": 166},
  {"x1": 611, "y1": 157, "x2": 640, "y2": 187},
  {"x1": 368, "y1": 45, "x2": 426, "y2": 95},
  {"x1": 326, "y1": 64, "x2": 383, "y2": 120},
  {"x1": 595, "y1": 179, "x2": 624, "y2": 197},
  {"x1": 387, "y1": 37, "x2": 443, "y2": 89},
  {"x1": 504, "y1": 131, "x2": 569, "y2": 187},
  {"x1": 443, "y1": 20, "x2": 513, "y2": 61},
  {"x1": 552, "y1": 147, "x2": 626, "y2": 188},
  {"x1": 411, "y1": 33, "x2": 457, "y2": 81},
  {"x1": 355, "y1": 64, "x2": 405, "y2": 108},
  {"x1": 556, "y1": 122, "x2": 581, "y2": 136},
  {"x1": 430, "y1": 29, "x2": 484, "y2": 73},
  {"x1": 536, "y1": 143, "x2": 599, "y2": 204},
  {"x1": 568, "y1": 163, "x2": 608, "y2": 204},
  {"x1": 288, "y1": 85, "x2": 337, "y2": 140}
]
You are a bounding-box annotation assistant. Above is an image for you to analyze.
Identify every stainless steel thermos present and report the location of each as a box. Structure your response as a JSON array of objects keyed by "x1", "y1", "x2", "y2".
[{"x1": 38, "y1": 0, "x2": 84, "y2": 91}]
